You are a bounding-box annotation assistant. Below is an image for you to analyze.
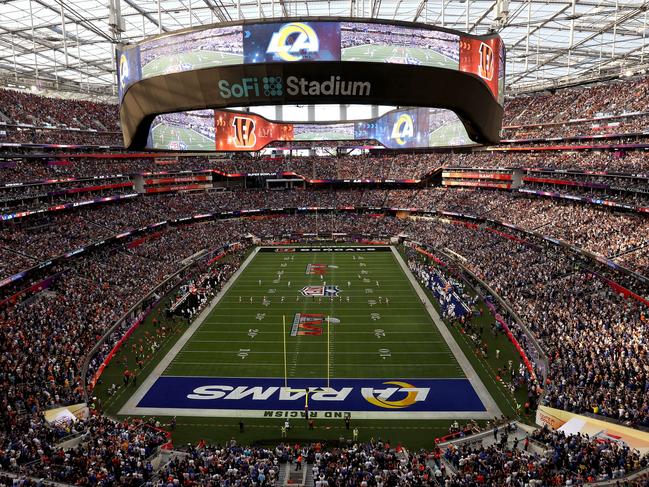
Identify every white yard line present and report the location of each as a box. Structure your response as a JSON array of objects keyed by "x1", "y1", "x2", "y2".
[{"x1": 390, "y1": 246, "x2": 501, "y2": 419}]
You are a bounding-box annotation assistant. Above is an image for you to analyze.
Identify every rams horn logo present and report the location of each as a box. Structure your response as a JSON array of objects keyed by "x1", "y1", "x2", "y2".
[
  {"x1": 362, "y1": 381, "x2": 429, "y2": 409},
  {"x1": 232, "y1": 116, "x2": 257, "y2": 149},
  {"x1": 390, "y1": 114, "x2": 414, "y2": 146},
  {"x1": 267, "y1": 22, "x2": 320, "y2": 62},
  {"x1": 119, "y1": 53, "x2": 129, "y2": 91},
  {"x1": 478, "y1": 42, "x2": 495, "y2": 81}
]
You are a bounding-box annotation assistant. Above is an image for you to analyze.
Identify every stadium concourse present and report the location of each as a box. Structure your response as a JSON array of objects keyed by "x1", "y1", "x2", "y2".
[{"x1": 1, "y1": 64, "x2": 649, "y2": 487}]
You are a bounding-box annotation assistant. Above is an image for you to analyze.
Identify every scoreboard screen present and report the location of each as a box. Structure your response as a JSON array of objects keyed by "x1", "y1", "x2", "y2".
[
  {"x1": 119, "y1": 18, "x2": 504, "y2": 104},
  {"x1": 147, "y1": 107, "x2": 473, "y2": 151}
]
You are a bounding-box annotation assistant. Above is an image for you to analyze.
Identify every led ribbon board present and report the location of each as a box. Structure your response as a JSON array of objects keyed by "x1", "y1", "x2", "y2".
[
  {"x1": 149, "y1": 107, "x2": 472, "y2": 151},
  {"x1": 118, "y1": 17, "x2": 505, "y2": 150}
]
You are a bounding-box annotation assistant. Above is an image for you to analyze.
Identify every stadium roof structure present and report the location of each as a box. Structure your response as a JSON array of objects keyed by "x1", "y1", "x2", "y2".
[{"x1": 1, "y1": 0, "x2": 648, "y2": 100}]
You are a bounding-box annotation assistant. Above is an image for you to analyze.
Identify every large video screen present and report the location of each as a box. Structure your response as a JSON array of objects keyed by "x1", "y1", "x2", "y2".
[
  {"x1": 243, "y1": 22, "x2": 341, "y2": 63},
  {"x1": 340, "y1": 22, "x2": 459, "y2": 69},
  {"x1": 120, "y1": 19, "x2": 503, "y2": 103},
  {"x1": 147, "y1": 107, "x2": 472, "y2": 151}
]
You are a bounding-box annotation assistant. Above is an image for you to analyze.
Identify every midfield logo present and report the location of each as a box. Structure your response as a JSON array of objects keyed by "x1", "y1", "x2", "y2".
[
  {"x1": 290, "y1": 313, "x2": 340, "y2": 336},
  {"x1": 300, "y1": 285, "x2": 341, "y2": 297},
  {"x1": 305, "y1": 263, "x2": 338, "y2": 275}
]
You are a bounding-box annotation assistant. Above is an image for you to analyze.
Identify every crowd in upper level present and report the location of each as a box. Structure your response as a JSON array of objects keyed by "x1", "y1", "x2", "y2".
[
  {"x1": 0, "y1": 89, "x2": 118, "y2": 131},
  {"x1": 1, "y1": 73, "x2": 649, "y2": 147}
]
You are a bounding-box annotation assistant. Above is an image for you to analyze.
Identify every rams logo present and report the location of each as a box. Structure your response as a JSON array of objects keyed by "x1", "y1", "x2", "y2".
[
  {"x1": 267, "y1": 22, "x2": 320, "y2": 62},
  {"x1": 478, "y1": 42, "x2": 495, "y2": 81},
  {"x1": 232, "y1": 116, "x2": 257, "y2": 149},
  {"x1": 361, "y1": 381, "x2": 430, "y2": 409},
  {"x1": 119, "y1": 53, "x2": 129, "y2": 91},
  {"x1": 390, "y1": 114, "x2": 414, "y2": 146}
]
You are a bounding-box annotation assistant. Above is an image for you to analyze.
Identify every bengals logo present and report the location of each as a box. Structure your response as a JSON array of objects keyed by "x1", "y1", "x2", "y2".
[
  {"x1": 232, "y1": 116, "x2": 257, "y2": 149},
  {"x1": 478, "y1": 42, "x2": 495, "y2": 81}
]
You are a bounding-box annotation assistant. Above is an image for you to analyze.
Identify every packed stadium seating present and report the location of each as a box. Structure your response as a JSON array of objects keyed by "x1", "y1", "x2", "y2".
[{"x1": 2, "y1": 74, "x2": 649, "y2": 486}]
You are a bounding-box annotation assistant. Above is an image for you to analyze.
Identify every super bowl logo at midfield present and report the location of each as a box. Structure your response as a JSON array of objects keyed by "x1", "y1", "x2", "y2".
[
  {"x1": 305, "y1": 263, "x2": 338, "y2": 275},
  {"x1": 300, "y1": 285, "x2": 341, "y2": 297}
]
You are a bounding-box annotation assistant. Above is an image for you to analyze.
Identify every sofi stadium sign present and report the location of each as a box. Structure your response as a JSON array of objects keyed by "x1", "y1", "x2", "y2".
[
  {"x1": 218, "y1": 76, "x2": 371, "y2": 99},
  {"x1": 129, "y1": 376, "x2": 489, "y2": 418}
]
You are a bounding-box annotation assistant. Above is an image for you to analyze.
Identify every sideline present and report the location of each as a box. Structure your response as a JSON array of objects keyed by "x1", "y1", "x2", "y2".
[
  {"x1": 390, "y1": 246, "x2": 501, "y2": 419},
  {"x1": 119, "y1": 247, "x2": 261, "y2": 415}
]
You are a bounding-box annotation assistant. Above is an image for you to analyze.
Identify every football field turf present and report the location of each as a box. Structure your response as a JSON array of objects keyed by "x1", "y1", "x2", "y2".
[
  {"x1": 150, "y1": 123, "x2": 215, "y2": 151},
  {"x1": 142, "y1": 51, "x2": 244, "y2": 78},
  {"x1": 342, "y1": 45, "x2": 458, "y2": 69},
  {"x1": 120, "y1": 246, "x2": 498, "y2": 420}
]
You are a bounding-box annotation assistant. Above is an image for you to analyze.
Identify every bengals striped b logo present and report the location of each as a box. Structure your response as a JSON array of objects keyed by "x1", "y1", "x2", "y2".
[
  {"x1": 232, "y1": 116, "x2": 257, "y2": 148},
  {"x1": 478, "y1": 42, "x2": 494, "y2": 81}
]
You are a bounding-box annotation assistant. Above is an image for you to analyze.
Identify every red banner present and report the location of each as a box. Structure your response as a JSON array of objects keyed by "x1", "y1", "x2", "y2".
[
  {"x1": 459, "y1": 36, "x2": 503, "y2": 101},
  {"x1": 443, "y1": 172, "x2": 512, "y2": 181},
  {"x1": 145, "y1": 176, "x2": 211, "y2": 185},
  {"x1": 443, "y1": 180, "x2": 511, "y2": 189},
  {"x1": 215, "y1": 111, "x2": 294, "y2": 151}
]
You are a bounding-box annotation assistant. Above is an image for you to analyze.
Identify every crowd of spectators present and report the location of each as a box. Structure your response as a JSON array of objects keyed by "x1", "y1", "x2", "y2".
[
  {"x1": 2, "y1": 149, "x2": 648, "y2": 189},
  {"x1": 443, "y1": 425, "x2": 648, "y2": 485},
  {"x1": 410, "y1": 217, "x2": 648, "y2": 429},
  {"x1": 157, "y1": 442, "x2": 279, "y2": 486},
  {"x1": 504, "y1": 76, "x2": 649, "y2": 126},
  {"x1": 1, "y1": 126, "x2": 122, "y2": 146},
  {"x1": 502, "y1": 113, "x2": 649, "y2": 140},
  {"x1": 0, "y1": 205, "x2": 647, "y2": 483},
  {"x1": 449, "y1": 150, "x2": 649, "y2": 175},
  {"x1": 0, "y1": 176, "x2": 134, "y2": 212},
  {"x1": 0, "y1": 89, "x2": 118, "y2": 131},
  {"x1": 2, "y1": 186, "x2": 648, "y2": 279},
  {"x1": 1, "y1": 77, "x2": 649, "y2": 485}
]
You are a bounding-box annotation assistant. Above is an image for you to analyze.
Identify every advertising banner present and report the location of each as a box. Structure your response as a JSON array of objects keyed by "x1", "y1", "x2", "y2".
[{"x1": 536, "y1": 405, "x2": 649, "y2": 455}]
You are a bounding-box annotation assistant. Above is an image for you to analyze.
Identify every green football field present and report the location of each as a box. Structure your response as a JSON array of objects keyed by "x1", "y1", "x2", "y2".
[
  {"x1": 98, "y1": 245, "x2": 532, "y2": 448},
  {"x1": 142, "y1": 51, "x2": 243, "y2": 78},
  {"x1": 429, "y1": 121, "x2": 472, "y2": 147},
  {"x1": 165, "y1": 248, "x2": 463, "y2": 380},
  {"x1": 150, "y1": 123, "x2": 215, "y2": 151},
  {"x1": 342, "y1": 44, "x2": 458, "y2": 69}
]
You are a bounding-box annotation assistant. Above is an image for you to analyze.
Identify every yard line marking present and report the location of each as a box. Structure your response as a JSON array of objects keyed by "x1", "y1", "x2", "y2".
[
  {"x1": 169, "y1": 362, "x2": 461, "y2": 366},
  {"x1": 178, "y1": 350, "x2": 453, "y2": 355},
  {"x1": 190, "y1": 340, "x2": 446, "y2": 344}
]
